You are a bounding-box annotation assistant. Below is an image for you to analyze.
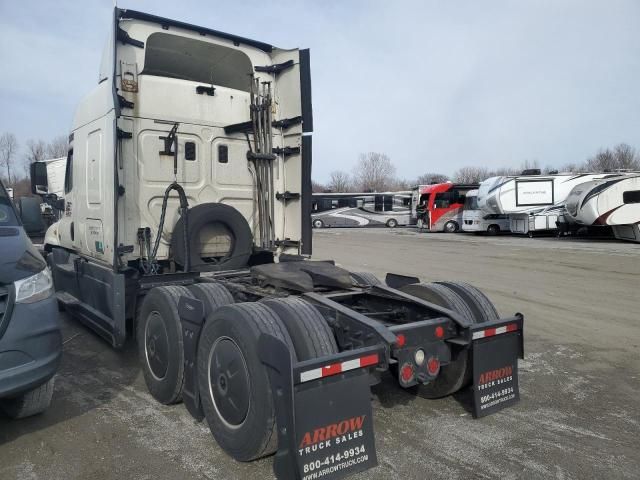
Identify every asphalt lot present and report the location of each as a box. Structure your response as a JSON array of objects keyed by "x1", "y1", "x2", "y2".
[{"x1": 1, "y1": 228, "x2": 639, "y2": 479}]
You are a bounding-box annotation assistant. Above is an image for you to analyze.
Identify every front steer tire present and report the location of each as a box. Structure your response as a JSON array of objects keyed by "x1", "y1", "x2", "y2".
[
  {"x1": 197, "y1": 302, "x2": 297, "y2": 462},
  {"x1": 137, "y1": 285, "x2": 195, "y2": 405},
  {"x1": 0, "y1": 377, "x2": 55, "y2": 419}
]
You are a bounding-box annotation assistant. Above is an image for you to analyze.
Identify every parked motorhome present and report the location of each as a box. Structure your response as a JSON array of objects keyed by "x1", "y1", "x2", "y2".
[
  {"x1": 412, "y1": 182, "x2": 477, "y2": 232},
  {"x1": 33, "y1": 9, "x2": 525, "y2": 479},
  {"x1": 564, "y1": 174, "x2": 640, "y2": 242},
  {"x1": 477, "y1": 171, "x2": 617, "y2": 236},
  {"x1": 462, "y1": 190, "x2": 510, "y2": 235},
  {"x1": 311, "y1": 192, "x2": 411, "y2": 228}
]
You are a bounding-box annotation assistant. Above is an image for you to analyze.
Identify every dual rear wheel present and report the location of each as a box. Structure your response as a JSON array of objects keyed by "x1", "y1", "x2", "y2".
[{"x1": 137, "y1": 285, "x2": 337, "y2": 462}]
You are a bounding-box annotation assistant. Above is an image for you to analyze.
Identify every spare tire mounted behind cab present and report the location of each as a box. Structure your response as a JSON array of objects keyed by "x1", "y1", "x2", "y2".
[{"x1": 172, "y1": 203, "x2": 253, "y2": 271}]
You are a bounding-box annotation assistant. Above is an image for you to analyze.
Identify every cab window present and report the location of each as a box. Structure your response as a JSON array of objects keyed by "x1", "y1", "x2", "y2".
[{"x1": 143, "y1": 33, "x2": 253, "y2": 92}]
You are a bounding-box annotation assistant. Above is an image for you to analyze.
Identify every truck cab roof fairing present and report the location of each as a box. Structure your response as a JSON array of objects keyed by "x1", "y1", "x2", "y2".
[{"x1": 117, "y1": 9, "x2": 274, "y2": 53}]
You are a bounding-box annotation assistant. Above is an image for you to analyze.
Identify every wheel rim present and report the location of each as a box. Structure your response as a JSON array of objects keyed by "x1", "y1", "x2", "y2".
[
  {"x1": 208, "y1": 336, "x2": 250, "y2": 429},
  {"x1": 446, "y1": 222, "x2": 456, "y2": 232},
  {"x1": 313, "y1": 220, "x2": 322, "y2": 228},
  {"x1": 144, "y1": 311, "x2": 170, "y2": 381}
]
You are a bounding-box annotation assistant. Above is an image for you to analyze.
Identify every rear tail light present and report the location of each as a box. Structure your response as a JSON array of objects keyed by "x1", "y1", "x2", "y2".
[
  {"x1": 400, "y1": 363, "x2": 414, "y2": 383},
  {"x1": 427, "y1": 357, "x2": 440, "y2": 376},
  {"x1": 395, "y1": 333, "x2": 406, "y2": 347},
  {"x1": 435, "y1": 326, "x2": 444, "y2": 339}
]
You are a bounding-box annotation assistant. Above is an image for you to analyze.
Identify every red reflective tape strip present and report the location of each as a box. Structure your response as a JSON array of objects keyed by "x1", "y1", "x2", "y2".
[
  {"x1": 472, "y1": 323, "x2": 518, "y2": 341},
  {"x1": 322, "y1": 363, "x2": 342, "y2": 377},
  {"x1": 299, "y1": 353, "x2": 380, "y2": 383},
  {"x1": 359, "y1": 354, "x2": 379, "y2": 368}
]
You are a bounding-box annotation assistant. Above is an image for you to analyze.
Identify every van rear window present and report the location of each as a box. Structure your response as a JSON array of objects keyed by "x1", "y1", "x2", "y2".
[{"x1": 143, "y1": 33, "x2": 253, "y2": 92}]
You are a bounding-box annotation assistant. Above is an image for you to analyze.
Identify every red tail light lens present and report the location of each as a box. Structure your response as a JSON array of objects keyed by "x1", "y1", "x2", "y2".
[
  {"x1": 395, "y1": 333, "x2": 406, "y2": 347},
  {"x1": 400, "y1": 363, "x2": 414, "y2": 383},
  {"x1": 427, "y1": 357, "x2": 440, "y2": 376},
  {"x1": 435, "y1": 326, "x2": 444, "y2": 339}
]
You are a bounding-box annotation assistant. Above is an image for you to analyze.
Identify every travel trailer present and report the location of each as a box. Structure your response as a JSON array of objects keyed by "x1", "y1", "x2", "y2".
[
  {"x1": 477, "y1": 171, "x2": 616, "y2": 236},
  {"x1": 32, "y1": 9, "x2": 525, "y2": 479},
  {"x1": 411, "y1": 182, "x2": 477, "y2": 232},
  {"x1": 564, "y1": 174, "x2": 640, "y2": 242},
  {"x1": 311, "y1": 192, "x2": 411, "y2": 228},
  {"x1": 461, "y1": 190, "x2": 510, "y2": 235}
]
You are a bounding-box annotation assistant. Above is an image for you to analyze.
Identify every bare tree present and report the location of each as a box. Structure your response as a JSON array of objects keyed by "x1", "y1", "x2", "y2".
[
  {"x1": 46, "y1": 135, "x2": 69, "y2": 158},
  {"x1": 612, "y1": 143, "x2": 640, "y2": 170},
  {"x1": 452, "y1": 166, "x2": 490, "y2": 184},
  {"x1": 392, "y1": 178, "x2": 412, "y2": 190},
  {"x1": 415, "y1": 173, "x2": 449, "y2": 185},
  {"x1": 311, "y1": 180, "x2": 326, "y2": 193},
  {"x1": 327, "y1": 170, "x2": 352, "y2": 192},
  {"x1": 0, "y1": 132, "x2": 19, "y2": 183},
  {"x1": 585, "y1": 148, "x2": 617, "y2": 172},
  {"x1": 352, "y1": 152, "x2": 396, "y2": 192},
  {"x1": 25, "y1": 139, "x2": 47, "y2": 164}
]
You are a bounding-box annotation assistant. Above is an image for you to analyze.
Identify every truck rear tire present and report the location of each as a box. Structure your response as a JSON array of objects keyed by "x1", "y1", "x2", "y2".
[
  {"x1": 261, "y1": 297, "x2": 338, "y2": 360},
  {"x1": 434, "y1": 281, "x2": 499, "y2": 323},
  {"x1": 350, "y1": 271, "x2": 382, "y2": 287},
  {"x1": 399, "y1": 283, "x2": 474, "y2": 399},
  {"x1": 187, "y1": 282, "x2": 234, "y2": 316},
  {"x1": 197, "y1": 302, "x2": 296, "y2": 461},
  {"x1": 137, "y1": 286, "x2": 195, "y2": 405},
  {"x1": 0, "y1": 377, "x2": 55, "y2": 419}
]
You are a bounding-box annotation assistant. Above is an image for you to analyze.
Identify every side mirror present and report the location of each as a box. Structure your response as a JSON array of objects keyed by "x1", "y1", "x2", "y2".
[{"x1": 30, "y1": 162, "x2": 48, "y2": 195}]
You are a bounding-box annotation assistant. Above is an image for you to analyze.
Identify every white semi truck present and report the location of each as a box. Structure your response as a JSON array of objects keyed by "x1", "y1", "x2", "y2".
[{"x1": 33, "y1": 9, "x2": 525, "y2": 479}]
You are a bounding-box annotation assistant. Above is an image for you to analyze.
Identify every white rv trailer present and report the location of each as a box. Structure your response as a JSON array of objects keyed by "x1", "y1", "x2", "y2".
[
  {"x1": 477, "y1": 172, "x2": 615, "y2": 235},
  {"x1": 461, "y1": 190, "x2": 510, "y2": 235},
  {"x1": 564, "y1": 174, "x2": 640, "y2": 242}
]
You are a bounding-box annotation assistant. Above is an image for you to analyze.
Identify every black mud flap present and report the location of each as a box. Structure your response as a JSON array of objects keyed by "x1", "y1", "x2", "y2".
[
  {"x1": 471, "y1": 314, "x2": 524, "y2": 418},
  {"x1": 178, "y1": 296, "x2": 206, "y2": 421},
  {"x1": 259, "y1": 335, "x2": 382, "y2": 480}
]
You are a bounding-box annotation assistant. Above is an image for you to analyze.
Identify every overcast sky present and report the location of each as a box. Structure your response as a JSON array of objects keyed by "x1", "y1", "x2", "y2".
[{"x1": 1, "y1": 0, "x2": 638, "y2": 182}]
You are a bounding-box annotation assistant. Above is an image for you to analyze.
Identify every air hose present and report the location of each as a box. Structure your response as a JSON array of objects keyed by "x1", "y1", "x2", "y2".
[{"x1": 150, "y1": 181, "x2": 190, "y2": 272}]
